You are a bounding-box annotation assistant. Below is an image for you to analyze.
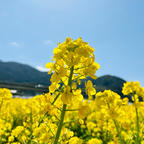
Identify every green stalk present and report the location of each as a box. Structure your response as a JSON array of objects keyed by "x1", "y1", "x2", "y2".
[
  {"x1": 53, "y1": 104, "x2": 67, "y2": 144},
  {"x1": 135, "y1": 105, "x2": 140, "y2": 144},
  {"x1": 107, "y1": 103, "x2": 125, "y2": 144},
  {"x1": 133, "y1": 94, "x2": 140, "y2": 144},
  {"x1": 28, "y1": 109, "x2": 33, "y2": 144},
  {"x1": 113, "y1": 119, "x2": 125, "y2": 144},
  {"x1": 53, "y1": 66, "x2": 74, "y2": 144}
]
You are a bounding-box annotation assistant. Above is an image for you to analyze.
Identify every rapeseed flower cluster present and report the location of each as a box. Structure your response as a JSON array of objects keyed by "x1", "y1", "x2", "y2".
[{"x1": 0, "y1": 38, "x2": 144, "y2": 144}]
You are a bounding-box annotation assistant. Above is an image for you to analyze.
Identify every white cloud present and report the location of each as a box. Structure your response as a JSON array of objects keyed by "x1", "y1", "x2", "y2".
[
  {"x1": 43, "y1": 40, "x2": 55, "y2": 45},
  {"x1": 10, "y1": 42, "x2": 20, "y2": 47},
  {"x1": 36, "y1": 66, "x2": 49, "y2": 72}
]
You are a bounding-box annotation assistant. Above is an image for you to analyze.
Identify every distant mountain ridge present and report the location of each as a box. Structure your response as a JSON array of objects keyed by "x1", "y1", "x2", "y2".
[
  {"x1": 0, "y1": 61, "x2": 51, "y2": 85},
  {"x1": 0, "y1": 61, "x2": 126, "y2": 97},
  {"x1": 81, "y1": 75, "x2": 126, "y2": 98}
]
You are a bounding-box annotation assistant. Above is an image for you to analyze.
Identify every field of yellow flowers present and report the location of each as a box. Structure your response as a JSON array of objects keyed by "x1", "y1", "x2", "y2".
[{"x1": 0, "y1": 38, "x2": 144, "y2": 144}]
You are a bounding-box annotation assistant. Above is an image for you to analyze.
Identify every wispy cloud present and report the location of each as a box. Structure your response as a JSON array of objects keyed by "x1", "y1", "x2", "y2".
[
  {"x1": 43, "y1": 40, "x2": 55, "y2": 46},
  {"x1": 36, "y1": 66, "x2": 49, "y2": 72},
  {"x1": 10, "y1": 41, "x2": 20, "y2": 47}
]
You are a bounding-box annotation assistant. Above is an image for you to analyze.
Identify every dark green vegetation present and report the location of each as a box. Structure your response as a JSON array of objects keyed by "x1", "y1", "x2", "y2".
[
  {"x1": 82, "y1": 75, "x2": 126, "y2": 98},
  {"x1": 0, "y1": 61, "x2": 126, "y2": 98},
  {"x1": 0, "y1": 61, "x2": 51, "y2": 85}
]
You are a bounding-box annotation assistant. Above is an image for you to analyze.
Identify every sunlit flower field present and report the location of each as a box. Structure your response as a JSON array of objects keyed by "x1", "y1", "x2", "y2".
[{"x1": 0, "y1": 38, "x2": 144, "y2": 144}]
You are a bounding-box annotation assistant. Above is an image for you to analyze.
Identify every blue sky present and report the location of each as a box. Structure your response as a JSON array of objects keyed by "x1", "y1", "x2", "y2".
[{"x1": 0, "y1": 0, "x2": 144, "y2": 86}]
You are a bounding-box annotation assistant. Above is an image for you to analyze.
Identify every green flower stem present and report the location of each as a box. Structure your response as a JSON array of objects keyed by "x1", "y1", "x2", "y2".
[
  {"x1": 52, "y1": 87, "x2": 64, "y2": 105},
  {"x1": 133, "y1": 94, "x2": 140, "y2": 144},
  {"x1": 68, "y1": 66, "x2": 74, "y2": 87},
  {"x1": 28, "y1": 109, "x2": 33, "y2": 144},
  {"x1": 53, "y1": 104, "x2": 67, "y2": 144},
  {"x1": 53, "y1": 66, "x2": 74, "y2": 144},
  {"x1": 135, "y1": 105, "x2": 140, "y2": 144},
  {"x1": 107, "y1": 102, "x2": 125, "y2": 144},
  {"x1": 52, "y1": 93, "x2": 61, "y2": 105},
  {"x1": 113, "y1": 119, "x2": 125, "y2": 144}
]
